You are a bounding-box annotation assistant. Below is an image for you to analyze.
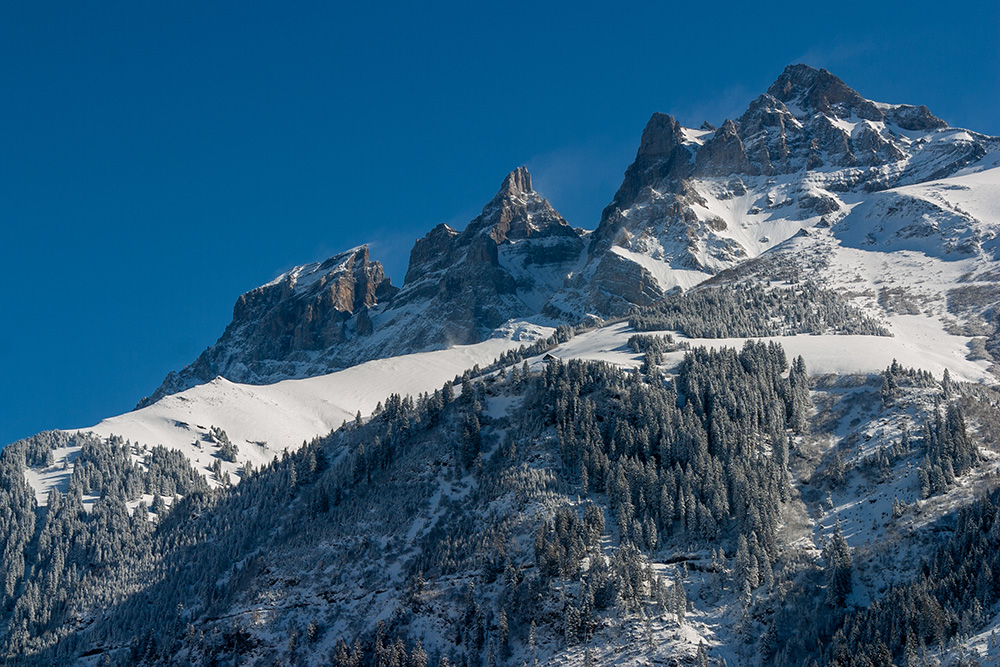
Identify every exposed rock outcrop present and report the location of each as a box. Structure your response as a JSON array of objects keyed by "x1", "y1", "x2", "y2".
[
  {"x1": 143, "y1": 246, "x2": 397, "y2": 404},
  {"x1": 571, "y1": 64, "x2": 996, "y2": 314},
  {"x1": 386, "y1": 166, "x2": 584, "y2": 348},
  {"x1": 145, "y1": 167, "x2": 584, "y2": 402},
  {"x1": 144, "y1": 64, "x2": 1000, "y2": 402}
]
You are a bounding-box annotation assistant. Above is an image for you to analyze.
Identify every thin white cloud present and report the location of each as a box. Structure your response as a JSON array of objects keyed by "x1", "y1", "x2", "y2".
[
  {"x1": 527, "y1": 138, "x2": 637, "y2": 229},
  {"x1": 666, "y1": 84, "x2": 757, "y2": 129}
]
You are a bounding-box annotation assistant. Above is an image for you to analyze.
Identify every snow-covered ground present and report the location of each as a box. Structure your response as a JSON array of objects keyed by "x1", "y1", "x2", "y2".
[
  {"x1": 684, "y1": 313, "x2": 991, "y2": 382},
  {"x1": 544, "y1": 314, "x2": 992, "y2": 383},
  {"x1": 609, "y1": 246, "x2": 711, "y2": 292},
  {"x1": 23, "y1": 338, "x2": 524, "y2": 505}
]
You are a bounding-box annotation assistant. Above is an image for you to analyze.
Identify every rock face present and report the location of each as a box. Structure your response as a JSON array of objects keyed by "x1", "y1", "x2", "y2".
[
  {"x1": 145, "y1": 246, "x2": 397, "y2": 404},
  {"x1": 146, "y1": 64, "x2": 1000, "y2": 400},
  {"x1": 574, "y1": 64, "x2": 996, "y2": 314},
  {"x1": 145, "y1": 167, "x2": 584, "y2": 402},
  {"x1": 376, "y1": 166, "x2": 585, "y2": 350},
  {"x1": 227, "y1": 245, "x2": 396, "y2": 353}
]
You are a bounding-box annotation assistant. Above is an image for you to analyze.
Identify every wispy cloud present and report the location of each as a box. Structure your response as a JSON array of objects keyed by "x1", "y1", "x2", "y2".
[
  {"x1": 666, "y1": 84, "x2": 757, "y2": 129},
  {"x1": 527, "y1": 138, "x2": 637, "y2": 229},
  {"x1": 790, "y1": 39, "x2": 887, "y2": 73}
]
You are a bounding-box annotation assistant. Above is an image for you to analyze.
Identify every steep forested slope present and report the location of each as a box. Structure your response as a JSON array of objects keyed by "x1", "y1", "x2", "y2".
[{"x1": 3, "y1": 339, "x2": 1000, "y2": 665}]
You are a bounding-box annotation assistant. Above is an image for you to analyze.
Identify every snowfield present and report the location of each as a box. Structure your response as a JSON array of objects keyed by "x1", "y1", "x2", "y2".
[
  {"x1": 544, "y1": 313, "x2": 993, "y2": 384},
  {"x1": 27, "y1": 288, "x2": 993, "y2": 508},
  {"x1": 24, "y1": 338, "x2": 523, "y2": 505}
]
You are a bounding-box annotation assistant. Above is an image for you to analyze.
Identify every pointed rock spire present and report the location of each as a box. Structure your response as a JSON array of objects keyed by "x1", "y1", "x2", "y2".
[
  {"x1": 404, "y1": 165, "x2": 578, "y2": 284},
  {"x1": 637, "y1": 113, "x2": 685, "y2": 157},
  {"x1": 481, "y1": 166, "x2": 573, "y2": 244},
  {"x1": 767, "y1": 63, "x2": 883, "y2": 121},
  {"x1": 597, "y1": 112, "x2": 693, "y2": 229},
  {"x1": 498, "y1": 165, "x2": 533, "y2": 198}
]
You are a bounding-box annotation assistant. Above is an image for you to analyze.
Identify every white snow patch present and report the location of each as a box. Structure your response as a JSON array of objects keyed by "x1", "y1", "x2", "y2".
[
  {"x1": 23, "y1": 339, "x2": 525, "y2": 507},
  {"x1": 609, "y1": 246, "x2": 711, "y2": 292}
]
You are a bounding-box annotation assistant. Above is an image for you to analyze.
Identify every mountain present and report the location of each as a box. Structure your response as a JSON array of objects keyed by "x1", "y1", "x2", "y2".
[
  {"x1": 147, "y1": 245, "x2": 397, "y2": 403},
  {"x1": 145, "y1": 167, "x2": 583, "y2": 403},
  {"x1": 575, "y1": 64, "x2": 996, "y2": 312},
  {"x1": 5, "y1": 64, "x2": 1000, "y2": 666},
  {"x1": 371, "y1": 166, "x2": 584, "y2": 352},
  {"x1": 148, "y1": 65, "x2": 999, "y2": 405}
]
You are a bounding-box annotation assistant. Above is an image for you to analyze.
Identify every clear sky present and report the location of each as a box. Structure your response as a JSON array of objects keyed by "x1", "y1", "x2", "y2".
[{"x1": 1, "y1": 1, "x2": 998, "y2": 446}]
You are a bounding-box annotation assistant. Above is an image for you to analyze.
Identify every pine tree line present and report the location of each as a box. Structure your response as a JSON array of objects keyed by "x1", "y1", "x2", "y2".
[{"x1": 629, "y1": 282, "x2": 892, "y2": 338}]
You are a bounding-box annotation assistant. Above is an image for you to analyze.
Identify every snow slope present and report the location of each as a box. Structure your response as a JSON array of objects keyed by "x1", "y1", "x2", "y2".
[
  {"x1": 544, "y1": 317, "x2": 992, "y2": 384},
  {"x1": 24, "y1": 338, "x2": 525, "y2": 506}
]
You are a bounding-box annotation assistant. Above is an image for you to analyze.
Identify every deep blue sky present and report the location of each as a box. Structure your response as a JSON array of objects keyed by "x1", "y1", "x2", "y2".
[{"x1": 1, "y1": 1, "x2": 998, "y2": 445}]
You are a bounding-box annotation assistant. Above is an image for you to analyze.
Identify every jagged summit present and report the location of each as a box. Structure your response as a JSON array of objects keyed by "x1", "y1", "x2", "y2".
[
  {"x1": 572, "y1": 64, "x2": 997, "y2": 315},
  {"x1": 144, "y1": 65, "x2": 999, "y2": 402},
  {"x1": 254, "y1": 245, "x2": 392, "y2": 312},
  {"x1": 386, "y1": 165, "x2": 583, "y2": 346},
  {"x1": 404, "y1": 166, "x2": 576, "y2": 282},
  {"x1": 594, "y1": 113, "x2": 692, "y2": 249},
  {"x1": 766, "y1": 63, "x2": 885, "y2": 121},
  {"x1": 636, "y1": 112, "x2": 686, "y2": 157},
  {"x1": 496, "y1": 164, "x2": 533, "y2": 198},
  {"x1": 145, "y1": 167, "x2": 584, "y2": 401},
  {"x1": 473, "y1": 166, "x2": 575, "y2": 244},
  {"x1": 766, "y1": 63, "x2": 947, "y2": 130},
  {"x1": 141, "y1": 245, "x2": 397, "y2": 404}
]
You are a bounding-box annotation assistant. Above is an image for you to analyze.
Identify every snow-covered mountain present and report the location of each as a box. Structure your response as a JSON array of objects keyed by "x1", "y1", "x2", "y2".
[
  {"x1": 25, "y1": 338, "x2": 525, "y2": 508},
  {"x1": 573, "y1": 64, "x2": 997, "y2": 313},
  {"x1": 146, "y1": 65, "x2": 998, "y2": 405},
  {"x1": 147, "y1": 245, "x2": 398, "y2": 403},
  {"x1": 146, "y1": 167, "x2": 582, "y2": 402},
  {"x1": 4, "y1": 64, "x2": 1000, "y2": 666}
]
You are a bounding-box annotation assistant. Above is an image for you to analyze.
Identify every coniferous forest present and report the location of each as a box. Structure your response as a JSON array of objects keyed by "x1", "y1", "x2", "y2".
[{"x1": 2, "y1": 323, "x2": 998, "y2": 665}]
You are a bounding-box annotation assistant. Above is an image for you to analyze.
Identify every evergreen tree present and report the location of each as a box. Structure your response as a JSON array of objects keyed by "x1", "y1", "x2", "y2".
[{"x1": 823, "y1": 521, "x2": 853, "y2": 608}]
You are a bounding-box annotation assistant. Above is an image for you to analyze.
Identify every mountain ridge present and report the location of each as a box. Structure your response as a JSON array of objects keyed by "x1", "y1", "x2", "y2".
[
  {"x1": 144, "y1": 64, "x2": 998, "y2": 405},
  {"x1": 6, "y1": 63, "x2": 1000, "y2": 667}
]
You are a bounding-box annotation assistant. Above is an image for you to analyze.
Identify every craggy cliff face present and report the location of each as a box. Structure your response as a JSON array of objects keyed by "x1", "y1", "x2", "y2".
[
  {"x1": 582, "y1": 64, "x2": 992, "y2": 312},
  {"x1": 228, "y1": 245, "x2": 396, "y2": 356},
  {"x1": 391, "y1": 166, "x2": 584, "y2": 347},
  {"x1": 146, "y1": 64, "x2": 999, "y2": 401},
  {"x1": 146, "y1": 167, "x2": 586, "y2": 401},
  {"x1": 146, "y1": 246, "x2": 398, "y2": 403}
]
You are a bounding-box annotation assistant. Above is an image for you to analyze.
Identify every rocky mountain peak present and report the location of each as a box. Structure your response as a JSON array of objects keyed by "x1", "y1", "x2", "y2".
[
  {"x1": 597, "y1": 112, "x2": 694, "y2": 232},
  {"x1": 767, "y1": 63, "x2": 883, "y2": 121},
  {"x1": 143, "y1": 245, "x2": 398, "y2": 404},
  {"x1": 403, "y1": 167, "x2": 574, "y2": 284},
  {"x1": 713, "y1": 64, "x2": 963, "y2": 177},
  {"x1": 382, "y1": 166, "x2": 584, "y2": 351},
  {"x1": 143, "y1": 64, "x2": 995, "y2": 409},
  {"x1": 764, "y1": 63, "x2": 948, "y2": 132},
  {"x1": 579, "y1": 64, "x2": 995, "y2": 318},
  {"x1": 476, "y1": 166, "x2": 574, "y2": 245},
  {"x1": 403, "y1": 223, "x2": 461, "y2": 284},
  {"x1": 497, "y1": 165, "x2": 533, "y2": 199},
  {"x1": 637, "y1": 112, "x2": 685, "y2": 157},
  {"x1": 237, "y1": 245, "x2": 394, "y2": 321},
  {"x1": 885, "y1": 103, "x2": 948, "y2": 131}
]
